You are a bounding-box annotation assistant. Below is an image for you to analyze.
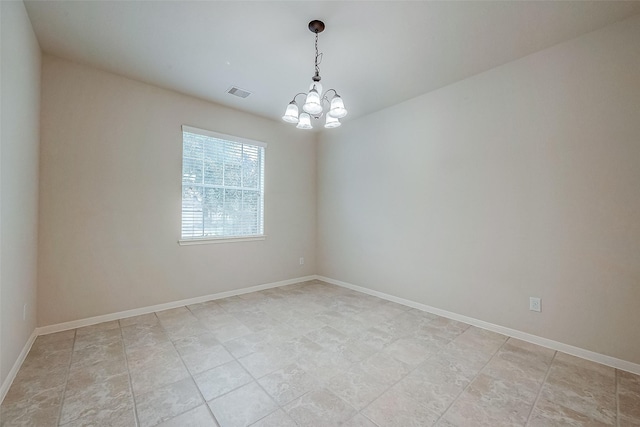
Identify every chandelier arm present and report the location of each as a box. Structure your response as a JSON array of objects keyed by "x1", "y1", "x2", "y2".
[
  {"x1": 323, "y1": 88, "x2": 339, "y2": 99},
  {"x1": 290, "y1": 92, "x2": 308, "y2": 103}
]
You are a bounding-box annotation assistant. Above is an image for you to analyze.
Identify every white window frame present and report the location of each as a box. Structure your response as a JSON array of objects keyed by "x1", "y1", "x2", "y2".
[{"x1": 179, "y1": 125, "x2": 266, "y2": 245}]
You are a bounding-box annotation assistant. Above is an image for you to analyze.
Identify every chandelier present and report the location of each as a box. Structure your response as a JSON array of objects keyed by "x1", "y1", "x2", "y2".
[{"x1": 282, "y1": 20, "x2": 348, "y2": 129}]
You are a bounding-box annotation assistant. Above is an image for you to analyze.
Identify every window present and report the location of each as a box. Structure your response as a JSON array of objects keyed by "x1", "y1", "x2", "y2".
[{"x1": 180, "y1": 125, "x2": 265, "y2": 243}]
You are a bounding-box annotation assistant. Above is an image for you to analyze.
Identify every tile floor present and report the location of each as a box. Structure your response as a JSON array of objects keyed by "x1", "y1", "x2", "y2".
[{"x1": 1, "y1": 280, "x2": 639, "y2": 426}]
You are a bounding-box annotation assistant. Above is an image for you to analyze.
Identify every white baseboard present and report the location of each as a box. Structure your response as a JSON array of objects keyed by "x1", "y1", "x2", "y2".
[
  {"x1": 36, "y1": 275, "x2": 317, "y2": 336},
  {"x1": 0, "y1": 330, "x2": 37, "y2": 403},
  {"x1": 17, "y1": 272, "x2": 640, "y2": 396},
  {"x1": 318, "y1": 275, "x2": 640, "y2": 375}
]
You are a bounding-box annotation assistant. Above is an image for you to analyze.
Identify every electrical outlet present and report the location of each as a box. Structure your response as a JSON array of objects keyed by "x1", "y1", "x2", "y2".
[
  {"x1": 299, "y1": 257, "x2": 304, "y2": 265},
  {"x1": 529, "y1": 297, "x2": 541, "y2": 312}
]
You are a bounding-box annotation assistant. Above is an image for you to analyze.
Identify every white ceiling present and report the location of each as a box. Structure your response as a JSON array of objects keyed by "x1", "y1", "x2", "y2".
[{"x1": 24, "y1": 1, "x2": 640, "y2": 126}]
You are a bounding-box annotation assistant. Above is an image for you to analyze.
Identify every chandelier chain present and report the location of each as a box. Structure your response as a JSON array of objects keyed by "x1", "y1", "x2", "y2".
[{"x1": 314, "y1": 32, "x2": 323, "y2": 79}]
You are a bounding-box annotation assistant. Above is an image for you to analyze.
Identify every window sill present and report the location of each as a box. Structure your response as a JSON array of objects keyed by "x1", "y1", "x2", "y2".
[{"x1": 178, "y1": 235, "x2": 266, "y2": 246}]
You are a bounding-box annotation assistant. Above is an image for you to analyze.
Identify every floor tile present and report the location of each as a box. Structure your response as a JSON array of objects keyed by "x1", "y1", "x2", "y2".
[
  {"x1": 295, "y1": 348, "x2": 353, "y2": 381},
  {"x1": 392, "y1": 361, "x2": 468, "y2": 416},
  {"x1": 136, "y1": 377, "x2": 203, "y2": 427},
  {"x1": 305, "y1": 325, "x2": 351, "y2": 348},
  {"x1": 122, "y1": 324, "x2": 171, "y2": 351},
  {"x1": 358, "y1": 352, "x2": 411, "y2": 387},
  {"x1": 66, "y1": 356, "x2": 128, "y2": 388},
  {"x1": 619, "y1": 370, "x2": 640, "y2": 422},
  {"x1": 180, "y1": 343, "x2": 234, "y2": 375},
  {"x1": 119, "y1": 312, "x2": 159, "y2": 328},
  {"x1": 382, "y1": 336, "x2": 437, "y2": 366},
  {"x1": 70, "y1": 340, "x2": 126, "y2": 371},
  {"x1": 208, "y1": 321, "x2": 253, "y2": 343},
  {"x1": 59, "y1": 403, "x2": 136, "y2": 426},
  {"x1": 324, "y1": 365, "x2": 388, "y2": 410},
  {"x1": 0, "y1": 385, "x2": 64, "y2": 427},
  {"x1": 619, "y1": 415, "x2": 640, "y2": 427},
  {"x1": 541, "y1": 353, "x2": 616, "y2": 424},
  {"x1": 156, "y1": 404, "x2": 219, "y2": 427},
  {"x1": 223, "y1": 331, "x2": 273, "y2": 358},
  {"x1": 258, "y1": 363, "x2": 319, "y2": 405},
  {"x1": 129, "y1": 346, "x2": 190, "y2": 396},
  {"x1": 59, "y1": 372, "x2": 132, "y2": 425},
  {"x1": 75, "y1": 320, "x2": 120, "y2": 337},
  {"x1": 238, "y1": 346, "x2": 295, "y2": 379},
  {"x1": 248, "y1": 409, "x2": 297, "y2": 427},
  {"x1": 163, "y1": 321, "x2": 211, "y2": 342},
  {"x1": 451, "y1": 326, "x2": 507, "y2": 354},
  {"x1": 528, "y1": 397, "x2": 612, "y2": 426},
  {"x1": 442, "y1": 373, "x2": 536, "y2": 426},
  {"x1": 362, "y1": 386, "x2": 440, "y2": 427},
  {"x1": 74, "y1": 328, "x2": 122, "y2": 351},
  {"x1": 284, "y1": 388, "x2": 357, "y2": 427},
  {"x1": 342, "y1": 413, "x2": 379, "y2": 427},
  {"x1": 193, "y1": 360, "x2": 253, "y2": 401},
  {"x1": 481, "y1": 356, "x2": 546, "y2": 400},
  {"x1": 3, "y1": 357, "x2": 69, "y2": 406},
  {"x1": 174, "y1": 332, "x2": 221, "y2": 354},
  {"x1": 208, "y1": 382, "x2": 277, "y2": 427},
  {"x1": 28, "y1": 332, "x2": 75, "y2": 358},
  {"x1": 424, "y1": 349, "x2": 487, "y2": 384},
  {"x1": 358, "y1": 327, "x2": 397, "y2": 351}
]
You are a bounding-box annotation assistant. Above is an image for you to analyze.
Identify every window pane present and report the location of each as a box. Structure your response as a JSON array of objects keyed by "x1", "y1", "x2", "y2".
[
  {"x1": 181, "y1": 185, "x2": 203, "y2": 238},
  {"x1": 241, "y1": 190, "x2": 260, "y2": 234},
  {"x1": 224, "y1": 163, "x2": 242, "y2": 187},
  {"x1": 204, "y1": 141, "x2": 223, "y2": 185},
  {"x1": 242, "y1": 146, "x2": 260, "y2": 189},
  {"x1": 182, "y1": 157, "x2": 203, "y2": 184},
  {"x1": 204, "y1": 160, "x2": 223, "y2": 185},
  {"x1": 203, "y1": 188, "x2": 224, "y2": 236},
  {"x1": 183, "y1": 133, "x2": 204, "y2": 159}
]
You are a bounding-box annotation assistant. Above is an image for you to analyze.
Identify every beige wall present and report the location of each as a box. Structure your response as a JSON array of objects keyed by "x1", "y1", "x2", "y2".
[
  {"x1": 318, "y1": 15, "x2": 640, "y2": 364},
  {"x1": 0, "y1": 1, "x2": 41, "y2": 384},
  {"x1": 38, "y1": 56, "x2": 316, "y2": 326}
]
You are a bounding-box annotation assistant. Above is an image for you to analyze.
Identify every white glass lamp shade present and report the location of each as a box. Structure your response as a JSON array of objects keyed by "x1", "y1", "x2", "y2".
[
  {"x1": 324, "y1": 114, "x2": 341, "y2": 128},
  {"x1": 303, "y1": 89, "x2": 323, "y2": 115},
  {"x1": 296, "y1": 112, "x2": 313, "y2": 129},
  {"x1": 328, "y1": 95, "x2": 347, "y2": 118},
  {"x1": 282, "y1": 102, "x2": 299, "y2": 123}
]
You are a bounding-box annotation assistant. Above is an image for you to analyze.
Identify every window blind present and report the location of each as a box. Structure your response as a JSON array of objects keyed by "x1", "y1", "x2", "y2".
[{"x1": 181, "y1": 126, "x2": 265, "y2": 240}]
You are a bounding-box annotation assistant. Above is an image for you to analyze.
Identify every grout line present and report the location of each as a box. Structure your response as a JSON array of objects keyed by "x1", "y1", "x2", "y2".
[
  {"x1": 160, "y1": 312, "x2": 222, "y2": 425},
  {"x1": 524, "y1": 349, "x2": 557, "y2": 426},
  {"x1": 119, "y1": 316, "x2": 148, "y2": 427},
  {"x1": 615, "y1": 369, "x2": 620, "y2": 427},
  {"x1": 434, "y1": 334, "x2": 511, "y2": 425},
  {"x1": 55, "y1": 330, "x2": 77, "y2": 426},
  {"x1": 182, "y1": 304, "x2": 224, "y2": 424},
  {"x1": 186, "y1": 298, "x2": 292, "y2": 424}
]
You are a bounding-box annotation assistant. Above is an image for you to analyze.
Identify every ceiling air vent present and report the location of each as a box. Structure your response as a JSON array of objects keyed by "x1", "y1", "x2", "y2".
[{"x1": 227, "y1": 86, "x2": 251, "y2": 99}]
